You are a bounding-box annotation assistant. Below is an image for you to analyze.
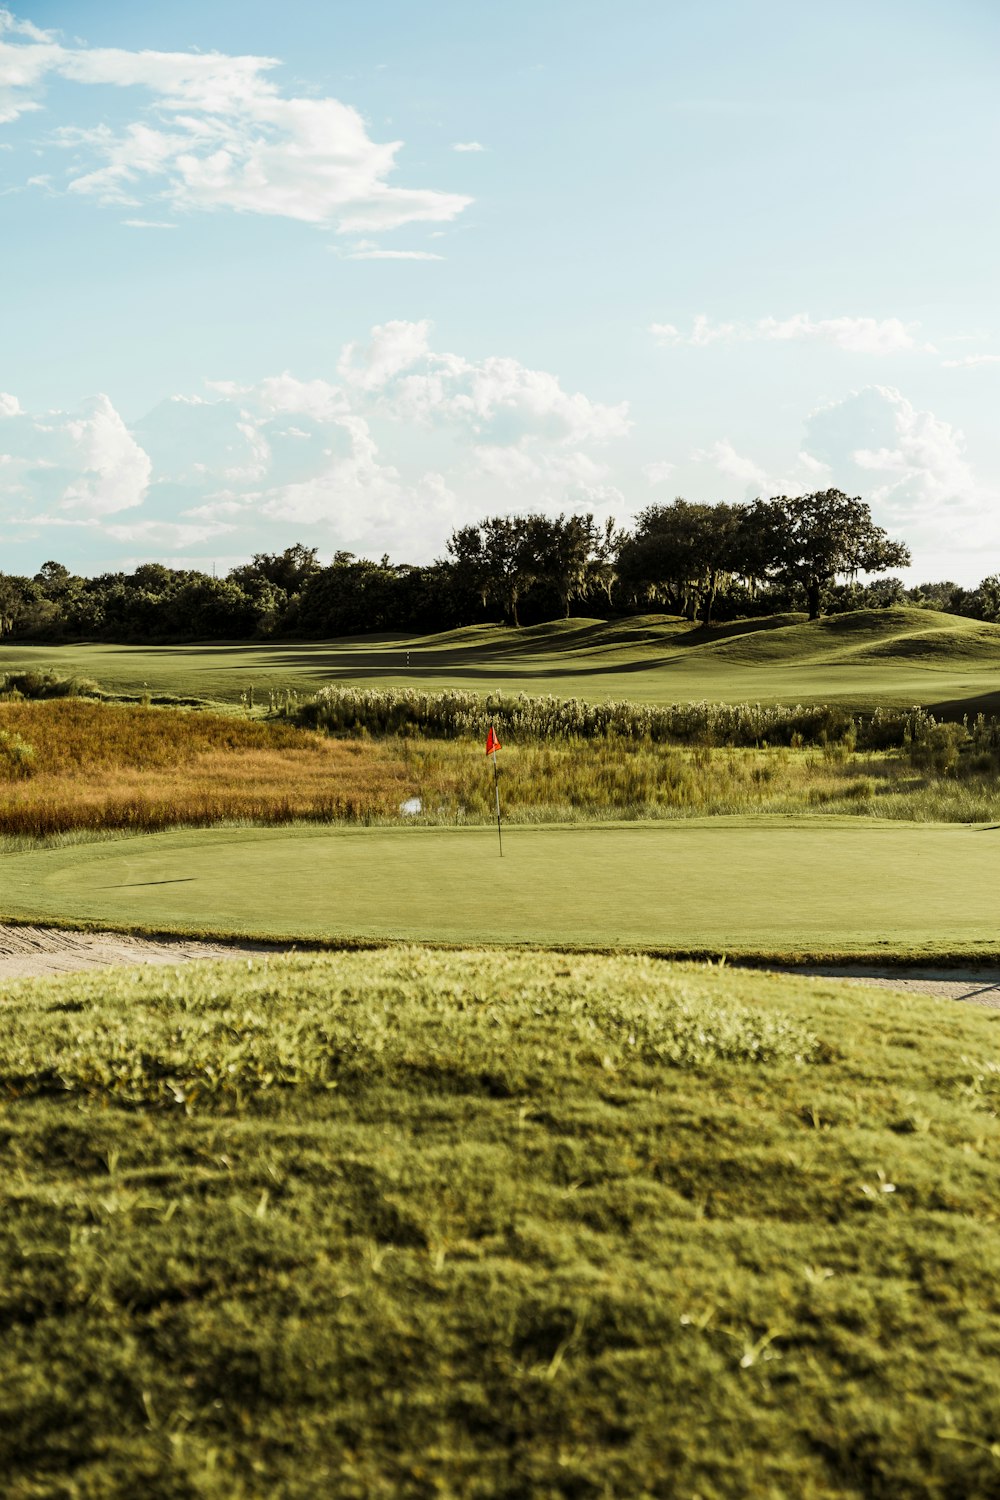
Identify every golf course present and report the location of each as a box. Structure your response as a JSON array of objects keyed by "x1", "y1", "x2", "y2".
[
  {"x1": 7, "y1": 0, "x2": 998, "y2": 1486},
  {"x1": 5, "y1": 621, "x2": 1000, "y2": 1498}
]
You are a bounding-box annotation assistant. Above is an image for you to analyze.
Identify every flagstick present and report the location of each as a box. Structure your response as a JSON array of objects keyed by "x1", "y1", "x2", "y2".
[{"x1": 492, "y1": 749, "x2": 503, "y2": 857}]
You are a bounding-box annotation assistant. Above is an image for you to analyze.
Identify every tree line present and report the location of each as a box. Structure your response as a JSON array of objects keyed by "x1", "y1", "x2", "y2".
[{"x1": 0, "y1": 489, "x2": 992, "y2": 642}]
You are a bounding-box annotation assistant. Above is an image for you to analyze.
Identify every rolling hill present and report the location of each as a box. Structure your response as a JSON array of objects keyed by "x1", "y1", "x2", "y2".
[{"x1": 3, "y1": 607, "x2": 1000, "y2": 714}]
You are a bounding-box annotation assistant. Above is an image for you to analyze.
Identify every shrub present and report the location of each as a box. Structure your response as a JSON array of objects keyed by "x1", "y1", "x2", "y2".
[
  {"x1": 0, "y1": 670, "x2": 101, "y2": 700},
  {"x1": 904, "y1": 719, "x2": 968, "y2": 776}
]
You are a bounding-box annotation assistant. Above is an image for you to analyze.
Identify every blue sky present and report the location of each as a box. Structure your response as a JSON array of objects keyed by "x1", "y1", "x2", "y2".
[{"x1": 1, "y1": 0, "x2": 999, "y2": 581}]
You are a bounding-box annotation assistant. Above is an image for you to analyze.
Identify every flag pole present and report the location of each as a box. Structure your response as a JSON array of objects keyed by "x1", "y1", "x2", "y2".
[
  {"x1": 486, "y1": 724, "x2": 503, "y2": 857},
  {"x1": 492, "y1": 745, "x2": 503, "y2": 857}
]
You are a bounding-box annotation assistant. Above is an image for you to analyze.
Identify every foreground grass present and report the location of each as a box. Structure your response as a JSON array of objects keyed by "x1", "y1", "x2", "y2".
[
  {"x1": 2, "y1": 949, "x2": 999, "y2": 1497},
  {"x1": 5, "y1": 605, "x2": 1000, "y2": 714}
]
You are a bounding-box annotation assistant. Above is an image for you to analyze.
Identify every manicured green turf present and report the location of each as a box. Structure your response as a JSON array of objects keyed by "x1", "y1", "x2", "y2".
[
  {"x1": 5, "y1": 606, "x2": 1000, "y2": 713},
  {"x1": 3, "y1": 948, "x2": 1000, "y2": 1497},
  {"x1": 6, "y1": 818, "x2": 1000, "y2": 959}
]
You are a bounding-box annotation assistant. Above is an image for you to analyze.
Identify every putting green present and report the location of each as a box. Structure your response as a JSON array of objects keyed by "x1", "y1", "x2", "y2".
[{"x1": 5, "y1": 818, "x2": 1000, "y2": 958}]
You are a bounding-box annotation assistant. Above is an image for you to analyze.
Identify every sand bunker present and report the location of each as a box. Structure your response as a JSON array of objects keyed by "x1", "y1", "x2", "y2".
[
  {"x1": 0, "y1": 923, "x2": 276, "y2": 980},
  {"x1": 1, "y1": 923, "x2": 1000, "y2": 1005}
]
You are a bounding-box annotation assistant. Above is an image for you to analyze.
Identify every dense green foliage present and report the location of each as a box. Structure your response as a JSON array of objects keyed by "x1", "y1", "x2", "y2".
[
  {"x1": 3, "y1": 949, "x2": 1000, "y2": 1497},
  {"x1": 1, "y1": 491, "x2": 995, "y2": 643}
]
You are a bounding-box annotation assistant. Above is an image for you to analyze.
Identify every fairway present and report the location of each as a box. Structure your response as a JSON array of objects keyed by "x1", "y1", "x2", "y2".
[
  {"x1": 6, "y1": 818, "x2": 1000, "y2": 958},
  {"x1": 5, "y1": 606, "x2": 1000, "y2": 714}
]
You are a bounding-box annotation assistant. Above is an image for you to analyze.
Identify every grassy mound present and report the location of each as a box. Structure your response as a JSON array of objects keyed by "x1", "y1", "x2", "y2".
[
  {"x1": 3, "y1": 949, "x2": 1000, "y2": 1496},
  {"x1": 6, "y1": 606, "x2": 1000, "y2": 713}
]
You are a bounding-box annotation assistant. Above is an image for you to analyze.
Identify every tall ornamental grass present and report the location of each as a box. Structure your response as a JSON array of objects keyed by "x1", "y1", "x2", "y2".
[{"x1": 293, "y1": 684, "x2": 989, "y2": 754}]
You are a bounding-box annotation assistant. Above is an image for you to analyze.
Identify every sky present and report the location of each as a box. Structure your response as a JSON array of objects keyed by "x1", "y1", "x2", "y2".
[{"x1": 1, "y1": 0, "x2": 999, "y2": 583}]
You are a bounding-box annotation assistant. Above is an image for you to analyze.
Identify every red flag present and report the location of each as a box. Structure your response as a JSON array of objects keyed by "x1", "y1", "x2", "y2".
[{"x1": 485, "y1": 726, "x2": 501, "y2": 755}]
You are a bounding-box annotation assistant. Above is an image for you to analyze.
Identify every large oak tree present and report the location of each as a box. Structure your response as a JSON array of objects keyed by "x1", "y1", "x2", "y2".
[{"x1": 746, "y1": 490, "x2": 911, "y2": 619}]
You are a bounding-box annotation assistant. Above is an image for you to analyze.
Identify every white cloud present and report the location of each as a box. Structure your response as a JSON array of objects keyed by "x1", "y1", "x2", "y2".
[
  {"x1": 0, "y1": 394, "x2": 151, "y2": 517},
  {"x1": 643, "y1": 460, "x2": 675, "y2": 485},
  {"x1": 0, "y1": 9, "x2": 51, "y2": 40},
  {"x1": 796, "y1": 450, "x2": 832, "y2": 478},
  {"x1": 0, "y1": 321, "x2": 630, "y2": 561},
  {"x1": 256, "y1": 414, "x2": 457, "y2": 553},
  {"x1": 103, "y1": 518, "x2": 231, "y2": 547},
  {"x1": 473, "y1": 445, "x2": 608, "y2": 489},
  {"x1": 451, "y1": 141, "x2": 485, "y2": 152},
  {"x1": 339, "y1": 320, "x2": 631, "y2": 445},
  {"x1": 123, "y1": 217, "x2": 178, "y2": 229},
  {"x1": 338, "y1": 319, "x2": 432, "y2": 392},
  {"x1": 342, "y1": 241, "x2": 444, "y2": 260},
  {"x1": 803, "y1": 385, "x2": 986, "y2": 531},
  {"x1": 0, "y1": 22, "x2": 472, "y2": 233},
  {"x1": 691, "y1": 439, "x2": 770, "y2": 492},
  {"x1": 941, "y1": 354, "x2": 1000, "y2": 368},
  {"x1": 653, "y1": 313, "x2": 930, "y2": 354},
  {"x1": 57, "y1": 395, "x2": 153, "y2": 515}
]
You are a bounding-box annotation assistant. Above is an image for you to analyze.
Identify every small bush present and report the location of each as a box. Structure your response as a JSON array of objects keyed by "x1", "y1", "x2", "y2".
[
  {"x1": 0, "y1": 670, "x2": 101, "y2": 700},
  {"x1": 904, "y1": 719, "x2": 968, "y2": 776}
]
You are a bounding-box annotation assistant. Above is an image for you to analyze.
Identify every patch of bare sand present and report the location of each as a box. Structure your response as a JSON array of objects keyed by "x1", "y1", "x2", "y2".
[
  {"x1": 2, "y1": 926, "x2": 1000, "y2": 1005},
  {"x1": 765, "y1": 964, "x2": 1000, "y2": 1008},
  {"x1": 0, "y1": 924, "x2": 280, "y2": 980}
]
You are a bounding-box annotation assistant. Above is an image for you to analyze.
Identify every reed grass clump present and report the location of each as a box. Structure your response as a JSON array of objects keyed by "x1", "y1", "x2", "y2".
[
  {"x1": 296, "y1": 686, "x2": 995, "y2": 756},
  {"x1": 295, "y1": 686, "x2": 864, "y2": 745}
]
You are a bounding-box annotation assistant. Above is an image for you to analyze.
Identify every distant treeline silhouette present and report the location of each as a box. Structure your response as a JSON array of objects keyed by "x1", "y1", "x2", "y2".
[{"x1": 0, "y1": 490, "x2": 994, "y2": 642}]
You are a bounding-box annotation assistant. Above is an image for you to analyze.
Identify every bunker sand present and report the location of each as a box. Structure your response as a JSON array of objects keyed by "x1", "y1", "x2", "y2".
[
  {"x1": 0, "y1": 922, "x2": 276, "y2": 979},
  {"x1": 1, "y1": 923, "x2": 1000, "y2": 1006}
]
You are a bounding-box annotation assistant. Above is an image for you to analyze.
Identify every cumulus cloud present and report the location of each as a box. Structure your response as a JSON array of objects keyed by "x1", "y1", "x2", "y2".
[
  {"x1": 338, "y1": 319, "x2": 631, "y2": 446},
  {"x1": 801, "y1": 386, "x2": 985, "y2": 530},
  {"x1": 338, "y1": 319, "x2": 432, "y2": 392},
  {"x1": 451, "y1": 141, "x2": 485, "y2": 152},
  {"x1": 103, "y1": 518, "x2": 230, "y2": 547},
  {"x1": 473, "y1": 445, "x2": 611, "y2": 497},
  {"x1": 643, "y1": 460, "x2": 675, "y2": 485},
  {"x1": 253, "y1": 417, "x2": 458, "y2": 554},
  {"x1": 652, "y1": 313, "x2": 930, "y2": 354},
  {"x1": 0, "y1": 321, "x2": 630, "y2": 562},
  {"x1": 690, "y1": 439, "x2": 770, "y2": 493},
  {"x1": 0, "y1": 14, "x2": 472, "y2": 232},
  {"x1": 0, "y1": 393, "x2": 151, "y2": 516}
]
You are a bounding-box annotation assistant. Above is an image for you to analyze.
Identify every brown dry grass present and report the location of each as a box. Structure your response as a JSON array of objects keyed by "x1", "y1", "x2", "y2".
[
  {"x1": 1, "y1": 698, "x2": 986, "y2": 840},
  {"x1": 0, "y1": 701, "x2": 414, "y2": 836}
]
